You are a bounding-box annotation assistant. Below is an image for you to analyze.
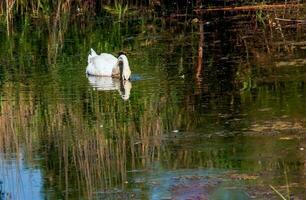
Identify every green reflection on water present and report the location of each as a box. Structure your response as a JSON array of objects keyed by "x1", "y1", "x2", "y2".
[{"x1": 0, "y1": 8, "x2": 306, "y2": 199}]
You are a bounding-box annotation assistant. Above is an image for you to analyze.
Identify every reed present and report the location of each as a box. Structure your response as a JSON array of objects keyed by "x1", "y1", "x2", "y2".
[{"x1": 104, "y1": 0, "x2": 129, "y2": 20}]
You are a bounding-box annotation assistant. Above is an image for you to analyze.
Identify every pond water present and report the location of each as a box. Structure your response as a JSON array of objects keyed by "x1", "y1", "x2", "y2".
[{"x1": 0, "y1": 8, "x2": 306, "y2": 200}]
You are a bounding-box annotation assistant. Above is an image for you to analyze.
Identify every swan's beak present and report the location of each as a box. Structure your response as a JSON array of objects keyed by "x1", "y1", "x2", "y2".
[
  {"x1": 121, "y1": 71, "x2": 130, "y2": 81},
  {"x1": 122, "y1": 76, "x2": 130, "y2": 81}
]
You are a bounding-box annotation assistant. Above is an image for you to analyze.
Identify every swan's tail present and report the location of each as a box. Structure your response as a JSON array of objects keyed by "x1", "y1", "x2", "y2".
[
  {"x1": 88, "y1": 48, "x2": 97, "y2": 64},
  {"x1": 90, "y1": 48, "x2": 97, "y2": 56}
]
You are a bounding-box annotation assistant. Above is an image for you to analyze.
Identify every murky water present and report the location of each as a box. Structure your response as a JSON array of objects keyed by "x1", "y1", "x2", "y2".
[{"x1": 0, "y1": 8, "x2": 305, "y2": 200}]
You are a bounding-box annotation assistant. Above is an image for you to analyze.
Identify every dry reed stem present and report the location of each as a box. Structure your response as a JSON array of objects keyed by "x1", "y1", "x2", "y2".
[
  {"x1": 194, "y1": 3, "x2": 304, "y2": 13},
  {"x1": 275, "y1": 17, "x2": 306, "y2": 23}
]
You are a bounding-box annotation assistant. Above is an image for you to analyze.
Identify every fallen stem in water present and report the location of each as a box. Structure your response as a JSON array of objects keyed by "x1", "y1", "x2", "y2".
[
  {"x1": 194, "y1": 3, "x2": 304, "y2": 13},
  {"x1": 269, "y1": 185, "x2": 287, "y2": 200},
  {"x1": 275, "y1": 18, "x2": 306, "y2": 23}
]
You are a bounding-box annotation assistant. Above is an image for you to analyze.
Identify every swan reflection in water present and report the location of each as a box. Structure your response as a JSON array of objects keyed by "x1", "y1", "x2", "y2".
[{"x1": 87, "y1": 76, "x2": 132, "y2": 100}]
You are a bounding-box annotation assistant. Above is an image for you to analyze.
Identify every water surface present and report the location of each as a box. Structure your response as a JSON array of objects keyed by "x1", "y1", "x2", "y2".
[{"x1": 0, "y1": 8, "x2": 306, "y2": 199}]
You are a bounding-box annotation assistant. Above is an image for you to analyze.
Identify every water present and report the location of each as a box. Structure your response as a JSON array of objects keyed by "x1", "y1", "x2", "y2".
[{"x1": 0, "y1": 8, "x2": 305, "y2": 199}]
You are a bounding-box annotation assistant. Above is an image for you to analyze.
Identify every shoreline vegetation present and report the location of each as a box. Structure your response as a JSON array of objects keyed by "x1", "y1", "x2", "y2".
[
  {"x1": 0, "y1": 1, "x2": 304, "y2": 61},
  {"x1": 0, "y1": 1, "x2": 304, "y2": 36},
  {"x1": 0, "y1": 1, "x2": 305, "y2": 20}
]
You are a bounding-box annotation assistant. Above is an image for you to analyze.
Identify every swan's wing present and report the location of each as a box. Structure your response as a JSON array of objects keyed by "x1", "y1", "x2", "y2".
[
  {"x1": 89, "y1": 54, "x2": 118, "y2": 76},
  {"x1": 93, "y1": 54, "x2": 117, "y2": 67},
  {"x1": 99, "y1": 53, "x2": 117, "y2": 62},
  {"x1": 86, "y1": 52, "x2": 121, "y2": 76},
  {"x1": 98, "y1": 54, "x2": 120, "y2": 76},
  {"x1": 99, "y1": 54, "x2": 121, "y2": 76}
]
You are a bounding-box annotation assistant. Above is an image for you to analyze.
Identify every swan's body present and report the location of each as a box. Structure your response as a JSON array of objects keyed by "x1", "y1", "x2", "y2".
[{"x1": 86, "y1": 49, "x2": 131, "y2": 80}]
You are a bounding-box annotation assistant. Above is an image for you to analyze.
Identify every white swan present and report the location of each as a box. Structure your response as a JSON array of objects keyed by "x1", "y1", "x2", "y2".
[
  {"x1": 86, "y1": 48, "x2": 131, "y2": 80},
  {"x1": 87, "y1": 76, "x2": 132, "y2": 100}
]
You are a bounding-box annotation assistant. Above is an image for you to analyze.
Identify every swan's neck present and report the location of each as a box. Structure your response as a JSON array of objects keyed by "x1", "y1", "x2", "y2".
[{"x1": 118, "y1": 55, "x2": 131, "y2": 80}]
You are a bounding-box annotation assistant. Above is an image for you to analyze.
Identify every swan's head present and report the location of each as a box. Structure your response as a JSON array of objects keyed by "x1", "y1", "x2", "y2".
[{"x1": 117, "y1": 54, "x2": 131, "y2": 81}]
